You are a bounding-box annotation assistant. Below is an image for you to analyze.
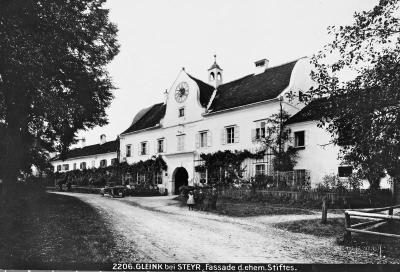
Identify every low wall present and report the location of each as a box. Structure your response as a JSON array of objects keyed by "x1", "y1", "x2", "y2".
[{"x1": 218, "y1": 188, "x2": 392, "y2": 208}]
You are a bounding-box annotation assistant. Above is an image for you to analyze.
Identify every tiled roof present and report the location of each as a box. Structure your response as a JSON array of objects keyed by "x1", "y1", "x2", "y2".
[
  {"x1": 52, "y1": 139, "x2": 119, "y2": 161},
  {"x1": 121, "y1": 103, "x2": 166, "y2": 134},
  {"x1": 208, "y1": 60, "x2": 298, "y2": 112},
  {"x1": 187, "y1": 74, "x2": 215, "y2": 108},
  {"x1": 285, "y1": 99, "x2": 328, "y2": 125},
  {"x1": 122, "y1": 59, "x2": 300, "y2": 134}
]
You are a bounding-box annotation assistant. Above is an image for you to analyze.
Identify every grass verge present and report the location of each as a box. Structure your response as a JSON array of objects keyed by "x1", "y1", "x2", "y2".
[
  {"x1": 274, "y1": 217, "x2": 400, "y2": 262},
  {"x1": 0, "y1": 185, "x2": 138, "y2": 269}
]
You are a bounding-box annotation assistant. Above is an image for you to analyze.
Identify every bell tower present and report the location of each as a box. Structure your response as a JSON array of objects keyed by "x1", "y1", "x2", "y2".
[{"x1": 208, "y1": 55, "x2": 223, "y2": 88}]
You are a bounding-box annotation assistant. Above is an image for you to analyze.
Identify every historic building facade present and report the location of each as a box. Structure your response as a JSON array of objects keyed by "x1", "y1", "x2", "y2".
[
  {"x1": 119, "y1": 57, "x2": 315, "y2": 194},
  {"x1": 51, "y1": 135, "x2": 119, "y2": 172}
]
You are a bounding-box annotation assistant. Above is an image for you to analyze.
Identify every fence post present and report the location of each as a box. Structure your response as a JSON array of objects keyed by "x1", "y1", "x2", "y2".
[
  {"x1": 321, "y1": 197, "x2": 327, "y2": 224},
  {"x1": 344, "y1": 212, "x2": 351, "y2": 241}
]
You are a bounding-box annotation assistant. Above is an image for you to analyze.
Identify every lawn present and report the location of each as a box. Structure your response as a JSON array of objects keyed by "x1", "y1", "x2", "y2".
[
  {"x1": 0, "y1": 185, "x2": 138, "y2": 270},
  {"x1": 274, "y1": 217, "x2": 400, "y2": 262}
]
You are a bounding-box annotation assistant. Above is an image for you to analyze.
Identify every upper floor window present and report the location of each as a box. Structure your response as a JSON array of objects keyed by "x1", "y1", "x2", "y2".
[
  {"x1": 100, "y1": 159, "x2": 107, "y2": 168},
  {"x1": 179, "y1": 107, "x2": 185, "y2": 117},
  {"x1": 294, "y1": 131, "x2": 305, "y2": 148},
  {"x1": 140, "y1": 141, "x2": 148, "y2": 155},
  {"x1": 157, "y1": 138, "x2": 165, "y2": 153},
  {"x1": 197, "y1": 131, "x2": 211, "y2": 148},
  {"x1": 80, "y1": 162, "x2": 86, "y2": 170},
  {"x1": 126, "y1": 144, "x2": 132, "y2": 157},
  {"x1": 177, "y1": 134, "x2": 185, "y2": 151},
  {"x1": 253, "y1": 121, "x2": 266, "y2": 141},
  {"x1": 223, "y1": 125, "x2": 239, "y2": 144}
]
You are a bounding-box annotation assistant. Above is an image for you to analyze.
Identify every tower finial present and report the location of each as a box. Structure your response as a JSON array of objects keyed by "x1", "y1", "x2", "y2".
[{"x1": 214, "y1": 54, "x2": 217, "y2": 62}]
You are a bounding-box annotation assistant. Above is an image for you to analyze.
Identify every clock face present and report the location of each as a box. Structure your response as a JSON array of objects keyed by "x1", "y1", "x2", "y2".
[{"x1": 175, "y1": 82, "x2": 189, "y2": 103}]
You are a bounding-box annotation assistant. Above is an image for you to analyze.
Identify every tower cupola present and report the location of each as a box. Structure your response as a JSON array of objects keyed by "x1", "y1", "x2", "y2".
[{"x1": 208, "y1": 55, "x2": 223, "y2": 88}]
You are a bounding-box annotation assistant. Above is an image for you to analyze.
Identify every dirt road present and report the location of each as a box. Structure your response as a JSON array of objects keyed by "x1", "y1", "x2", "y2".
[{"x1": 54, "y1": 192, "x2": 376, "y2": 263}]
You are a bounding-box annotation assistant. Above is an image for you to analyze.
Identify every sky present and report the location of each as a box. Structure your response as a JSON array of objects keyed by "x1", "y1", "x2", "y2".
[{"x1": 76, "y1": 0, "x2": 378, "y2": 146}]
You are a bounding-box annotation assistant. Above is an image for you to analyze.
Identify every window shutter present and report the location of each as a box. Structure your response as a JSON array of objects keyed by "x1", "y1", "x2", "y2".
[
  {"x1": 207, "y1": 131, "x2": 212, "y2": 147},
  {"x1": 235, "y1": 125, "x2": 240, "y2": 143},
  {"x1": 251, "y1": 129, "x2": 256, "y2": 142},
  {"x1": 221, "y1": 128, "x2": 226, "y2": 145},
  {"x1": 195, "y1": 133, "x2": 200, "y2": 148}
]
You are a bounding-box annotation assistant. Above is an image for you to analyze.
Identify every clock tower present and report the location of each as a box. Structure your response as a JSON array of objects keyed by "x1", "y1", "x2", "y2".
[{"x1": 208, "y1": 55, "x2": 223, "y2": 88}]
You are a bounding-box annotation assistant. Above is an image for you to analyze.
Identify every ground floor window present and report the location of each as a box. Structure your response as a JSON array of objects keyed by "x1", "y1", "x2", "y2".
[
  {"x1": 338, "y1": 166, "x2": 353, "y2": 177},
  {"x1": 255, "y1": 164, "x2": 266, "y2": 176},
  {"x1": 80, "y1": 162, "x2": 86, "y2": 170},
  {"x1": 100, "y1": 159, "x2": 107, "y2": 168},
  {"x1": 155, "y1": 172, "x2": 163, "y2": 184},
  {"x1": 62, "y1": 164, "x2": 69, "y2": 171},
  {"x1": 57, "y1": 165, "x2": 61, "y2": 172}
]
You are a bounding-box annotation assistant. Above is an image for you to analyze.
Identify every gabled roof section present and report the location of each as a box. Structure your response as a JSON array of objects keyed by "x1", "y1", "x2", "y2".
[
  {"x1": 121, "y1": 103, "x2": 166, "y2": 134},
  {"x1": 208, "y1": 60, "x2": 298, "y2": 112},
  {"x1": 52, "y1": 139, "x2": 119, "y2": 161},
  {"x1": 187, "y1": 74, "x2": 215, "y2": 108},
  {"x1": 285, "y1": 98, "x2": 328, "y2": 125}
]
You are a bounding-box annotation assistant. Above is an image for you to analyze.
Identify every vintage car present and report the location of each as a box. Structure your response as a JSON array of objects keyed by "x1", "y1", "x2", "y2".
[{"x1": 100, "y1": 182, "x2": 126, "y2": 198}]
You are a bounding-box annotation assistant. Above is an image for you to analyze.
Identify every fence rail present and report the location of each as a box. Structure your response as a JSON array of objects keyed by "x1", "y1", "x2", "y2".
[{"x1": 344, "y1": 204, "x2": 400, "y2": 240}]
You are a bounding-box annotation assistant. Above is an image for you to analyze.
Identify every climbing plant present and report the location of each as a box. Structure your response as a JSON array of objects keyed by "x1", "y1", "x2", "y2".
[{"x1": 195, "y1": 150, "x2": 265, "y2": 185}]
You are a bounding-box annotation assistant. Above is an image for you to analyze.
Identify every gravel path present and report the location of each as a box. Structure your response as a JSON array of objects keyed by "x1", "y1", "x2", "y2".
[{"x1": 53, "y1": 192, "x2": 378, "y2": 263}]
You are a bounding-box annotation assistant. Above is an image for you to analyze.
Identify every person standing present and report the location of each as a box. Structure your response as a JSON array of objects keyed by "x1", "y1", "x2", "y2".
[{"x1": 187, "y1": 191, "x2": 195, "y2": 211}]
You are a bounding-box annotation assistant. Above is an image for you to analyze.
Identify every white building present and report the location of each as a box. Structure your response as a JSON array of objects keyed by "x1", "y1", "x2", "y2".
[
  {"x1": 119, "y1": 57, "x2": 316, "y2": 194},
  {"x1": 51, "y1": 135, "x2": 119, "y2": 172}
]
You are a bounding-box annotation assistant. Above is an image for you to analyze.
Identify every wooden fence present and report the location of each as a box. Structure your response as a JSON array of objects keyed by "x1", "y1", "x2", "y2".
[{"x1": 344, "y1": 204, "x2": 400, "y2": 240}]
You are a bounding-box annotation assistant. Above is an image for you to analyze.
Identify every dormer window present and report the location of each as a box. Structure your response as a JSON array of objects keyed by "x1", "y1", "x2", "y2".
[{"x1": 179, "y1": 107, "x2": 185, "y2": 117}]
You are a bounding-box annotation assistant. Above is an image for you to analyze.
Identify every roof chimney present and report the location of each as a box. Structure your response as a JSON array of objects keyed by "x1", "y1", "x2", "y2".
[
  {"x1": 254, "y1": 58, "x2": 269, "y2": 75},
  {"x1": 81, "y1": 138, "x2": 86, "y2": 148},
  {"x1": 100, "y1": 134, "x2": 106, "y2": 145}
]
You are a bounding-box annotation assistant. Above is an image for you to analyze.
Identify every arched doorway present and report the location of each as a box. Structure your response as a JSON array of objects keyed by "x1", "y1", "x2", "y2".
[{"x1": 173, "y1": 167, "x2": 189, "y2": 195}]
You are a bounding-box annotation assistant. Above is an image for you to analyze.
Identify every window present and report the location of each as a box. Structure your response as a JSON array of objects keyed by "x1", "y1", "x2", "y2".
[
  {"x1": 126, "y1": 144, "x2": 132, "y2": 157},
  {"x1": 111, "y1": 158, "x2": 118, "y2": 165},
  {"x1": 338, "y1": 166, "x2": 353, "y2": 177},
  {"x1": 91, "y1": 160, "x2": 95, "y2": 168},
  {"x1": 80, "y1": 162, "x2": 86, "y2": 170},
  {"x1": 177, "y1": 135, "x2": 185, "y2": 151},
  {"x1": 200, "y1": 131, "x2": 208, "y2": 147},
  {"x1": 179, "y1": 107, "x2": 185, "y2": 117},
  {"x1": 255, "y1": 164, "x2": 266, "y2": 176},
  {"x1": 210, "y1": 72, "x2": 215, "y2": 81},
  {"x1": 157, "y1": 138, "x2": 164, "y2": 153},
  {"x1": 62, "y1": 164, "x2": 69, "y2": 171},
  {"x1": 140, "y1": 142, "x2": 148, "y2": 155},
  {"x1": 100, "y1": 159, "x2": 107, "y2": 168},
  {"x1": 155, "y1": 172, "x2": 163, "y2": 185},
  {"x1": 254, "y1": 121, "x2": 266, "y2": 140},
  {"x1": 57, "y1": 165, "x2": 61, "y2": 172},
  {"x1": 338, "y1": 126, "x2": 355, "y2": 146},
  {"x1": 138, "y1": 173, "x2": 146, "y2": 183},
  {"x1": 299, "y1": 91, "x2": 305, "y2": 102},
  {"x1": 294, "y1": 131, "x2": 305, "y2": 147},
  {"x1": 73, "y1": 163, "x2": 77, "y2": 170},
  {"x1": 217, "y1": 72, "x2": 222, "y2": 81},
  {"x1": 226, "y1": 126, "x2": 235, "y2": 144},
  {"x1": 199, "y1": 171, "x2": 207, "y2": 183}
]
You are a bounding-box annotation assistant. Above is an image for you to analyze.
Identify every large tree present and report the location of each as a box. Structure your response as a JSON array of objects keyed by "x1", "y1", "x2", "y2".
[
  {"x1": 309, "y1": 0, "x2": 400, "y2": 190},
  {"x1": 0, "y1": 0, "x2": 119, "y2": 199}
]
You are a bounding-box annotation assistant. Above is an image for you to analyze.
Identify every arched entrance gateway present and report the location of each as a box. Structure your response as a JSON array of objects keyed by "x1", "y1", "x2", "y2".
[{"x1": 173, "y1": 167, "x2": 189, "y2": 195}]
